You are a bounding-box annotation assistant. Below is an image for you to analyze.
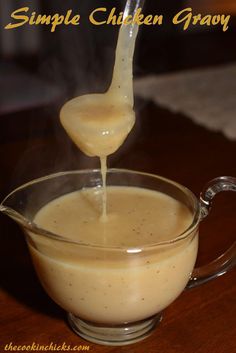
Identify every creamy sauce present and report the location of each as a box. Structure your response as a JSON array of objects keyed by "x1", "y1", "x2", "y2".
[
  {"x1": 34, "y1": 186, "x2": 193, "y2": 247},
  {"x1": 100, "y1": 156, "x2": 107, "y2": 222},
  {"x1": 31, "y1": 186, "x2": 198, "y2": 324}
]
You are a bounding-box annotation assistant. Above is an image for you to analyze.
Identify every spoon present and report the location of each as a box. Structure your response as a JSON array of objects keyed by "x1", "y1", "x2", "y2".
[{"x1": 60, "y1": 0, "x2": 145, "y2": 158}]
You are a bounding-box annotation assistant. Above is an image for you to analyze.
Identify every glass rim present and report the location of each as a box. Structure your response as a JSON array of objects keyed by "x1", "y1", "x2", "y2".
[{"x1": 1, "y1": 168, "x2": 201, "y2": 251}]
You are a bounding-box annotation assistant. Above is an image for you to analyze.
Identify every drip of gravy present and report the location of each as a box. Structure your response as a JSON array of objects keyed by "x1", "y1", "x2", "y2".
[{"x1": 100, "y1": 156, "x2": 107, "y2": 222}]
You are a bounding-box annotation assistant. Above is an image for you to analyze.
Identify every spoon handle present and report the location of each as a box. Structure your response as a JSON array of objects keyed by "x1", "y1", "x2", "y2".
[
  {"x1": 123, "y1": 0, "x2": 146, "y2": 36},
  {"x1": 109, "y1": 0, "x2": 145, "y2": 105}
]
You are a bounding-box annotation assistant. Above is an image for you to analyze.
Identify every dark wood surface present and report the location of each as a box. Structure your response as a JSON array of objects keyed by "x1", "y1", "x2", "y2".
[{"x1": 0, "y1": 97, "x2": 236, "y2": 352}]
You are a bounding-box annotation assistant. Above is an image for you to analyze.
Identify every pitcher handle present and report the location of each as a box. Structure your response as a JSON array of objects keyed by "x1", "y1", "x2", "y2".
[{"x1": 187, "y1": 176, "x2": 236, "y2": 289}]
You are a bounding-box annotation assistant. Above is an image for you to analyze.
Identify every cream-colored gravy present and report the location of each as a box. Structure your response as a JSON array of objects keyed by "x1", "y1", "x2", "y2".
[
  {"x1": 34, "y1": 186, "x2": 193, "y2": 247},
  {"x1": 31, "y1": 186, "x2": 197, "y2": 324}
]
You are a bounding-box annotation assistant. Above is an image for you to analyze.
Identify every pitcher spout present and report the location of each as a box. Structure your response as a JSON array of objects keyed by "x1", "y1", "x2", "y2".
[
  {"x1": 0, "y1": 179, "x2": 42, "y2": 230},
  {"x1": 0, "y1": 202, "x2": 33, "y2": 229},
  {"x1": 0, "y1": 171, "x2": 78, "y2": 236}
]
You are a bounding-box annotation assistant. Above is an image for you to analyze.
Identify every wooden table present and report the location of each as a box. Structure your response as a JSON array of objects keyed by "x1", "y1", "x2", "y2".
[{"x1": 0, "y1": 97, "x2": 236, "y2": 353}]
